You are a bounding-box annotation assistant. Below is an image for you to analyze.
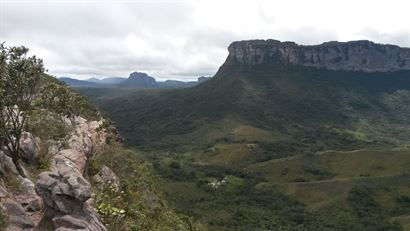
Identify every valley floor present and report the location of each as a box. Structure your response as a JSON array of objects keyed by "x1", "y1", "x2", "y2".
[{"x1": 149, "y1": 146, "x2": 410, "y2": 230}]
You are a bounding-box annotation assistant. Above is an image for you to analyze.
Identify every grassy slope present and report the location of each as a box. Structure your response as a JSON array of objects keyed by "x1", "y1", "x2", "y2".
[{"x1": 80, "y1": 61, "x2": 410, "y2": 230}]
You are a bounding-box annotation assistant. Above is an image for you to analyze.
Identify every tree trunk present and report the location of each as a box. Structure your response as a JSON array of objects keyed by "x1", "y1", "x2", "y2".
[{"x1": 11, "y1": 154, "x2": 27, "y2": 178}]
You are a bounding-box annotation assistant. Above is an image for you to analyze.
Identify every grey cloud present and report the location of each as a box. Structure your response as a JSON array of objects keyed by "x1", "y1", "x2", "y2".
[
  {"x1": 359, "y1": 29, "x2": 410, "y2": 47},
  {"x1": 1, "y1": 0, "x2": 409, "y2": 80}
]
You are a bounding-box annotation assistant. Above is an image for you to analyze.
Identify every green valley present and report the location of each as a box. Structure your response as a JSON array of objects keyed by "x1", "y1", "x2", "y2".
[{"x1": 80, "y1": 40, "x2": 410, "y2": 230}]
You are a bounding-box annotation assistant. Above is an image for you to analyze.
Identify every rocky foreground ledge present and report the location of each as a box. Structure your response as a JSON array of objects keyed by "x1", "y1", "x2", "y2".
[
  {"x1": 0, "y1": 117, "x2": 111, "y2": 231},
  {"x1": 228, "y1": 39, "x2": 410, "y2": 72}
]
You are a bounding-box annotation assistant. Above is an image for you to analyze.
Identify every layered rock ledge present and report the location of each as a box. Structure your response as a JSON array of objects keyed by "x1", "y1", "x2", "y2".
[
  {"x1": 0, "y1": 117, "x2": 108, "y2": 231},
  {"x1": 35, "y1": 117, "x2": 106, "y2": 231},
  {"x1": 228, "y1": 39, "x2": 410, "y2": 72}
]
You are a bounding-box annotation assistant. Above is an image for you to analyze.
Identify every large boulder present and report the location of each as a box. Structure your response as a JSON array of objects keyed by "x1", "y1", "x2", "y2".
[
  {"x1": 36, "y1": 171, "x2": 91, "y2": 214},
  {"x1": 19, "y1": 132, "x2": 40, "y2": 165},
  {"x1": 17, "y1": 178, "x2": 43, "y2": 213},
  {"x1": 36, "y1": 170, "x2": 105, "y2": 231},
  {"x1": 51, "y1": 149, "x2": 87, "y2": 174}
]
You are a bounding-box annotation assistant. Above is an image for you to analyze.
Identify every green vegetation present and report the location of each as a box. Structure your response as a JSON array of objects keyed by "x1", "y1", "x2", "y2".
[
  {"x1": 80, "y1": 60, "x2": 410, "y2": 230},
  {"x1": 88, "y1": 144, "x2": 203, "y2": 231},
  {"x1": 0, "y1": 44, "x2": 45, "y2": 177},
  {"x1": 0, "y1": 43, "x2": 98, "y2": 178},
  {"x1": 146, "y1": 149, "x2": 410, "y2": 230},
  {"x1": 1, "y1": 44, "x2": 201, "y2": 230},
  {"x1": 37, "y1": 81, "x2": 100, "y2": 122}
]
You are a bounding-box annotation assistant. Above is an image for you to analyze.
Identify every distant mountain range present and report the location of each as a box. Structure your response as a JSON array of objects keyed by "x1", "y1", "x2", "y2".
[
  {"x1": 59, "y1": 72, "x2": 211, "y2": 89},
  {"x1": 86, "y1": 77, "x2": 127, "y2": 84}
]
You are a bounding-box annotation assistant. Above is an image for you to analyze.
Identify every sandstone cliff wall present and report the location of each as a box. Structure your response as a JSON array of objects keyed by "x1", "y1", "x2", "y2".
[{"x1": 228, "y1": 39, "x2": 410, "y2": 72}]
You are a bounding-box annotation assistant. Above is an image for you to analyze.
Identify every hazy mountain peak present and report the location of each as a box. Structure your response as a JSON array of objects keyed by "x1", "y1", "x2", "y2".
[
  {"x1": 121, "y1": 71, "x2": 157, "y2": 88},
  {"x1": 129, "y1": 71, "x2": 150, "y2": 79}
]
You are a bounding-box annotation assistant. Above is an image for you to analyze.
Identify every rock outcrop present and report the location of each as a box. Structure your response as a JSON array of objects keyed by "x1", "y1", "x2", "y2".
[
  {"x1": 19, "y1": 132, "x2": 40, "y2": 165},
  {"x1": 93, "y1": 165, "x2": 120, "y2": 189},
  {"x1": 0, "y1": 154, "x2": 43, "y2": 231},
  {"x1": 228, "y1": 39, "x2": 410, "y2": 72},
  {"x1": 0, "y1": 116, "x2": 107, "y2": 231},
  {"x1": 35, "y1": 116, "x2": 106, "y2": 231}
]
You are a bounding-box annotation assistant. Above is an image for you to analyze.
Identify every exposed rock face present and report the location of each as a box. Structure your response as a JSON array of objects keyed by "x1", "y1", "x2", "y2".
[
  {"x1": 1, "y1": 199, "x2": 35, "y2": 230},
  {"x1": 93, "y1": 165, "x2": 120, "y2": 189},
  {"x1": 19, "y1": 132, "x2": 40, "y2": 165},
  {"x1": 35, "y1": 116, "x2": 106, "y2": 231},
  {"x1": 0, "y1": 116, "x2": 107, "y2": 231},
  {"x1": 228, "y1": 39, "x2": 410, "y2": 72},
  {"x1": 0, "y1": 164, "x2": 43, "y2": 231},
  {"x1": 0, "y1": 150, "x2": 19, "y2": 175}
]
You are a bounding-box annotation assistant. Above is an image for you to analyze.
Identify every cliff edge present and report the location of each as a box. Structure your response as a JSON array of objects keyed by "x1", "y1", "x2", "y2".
[{"x1": 228, "y1": 39, "x2": 410, "y2": 72}]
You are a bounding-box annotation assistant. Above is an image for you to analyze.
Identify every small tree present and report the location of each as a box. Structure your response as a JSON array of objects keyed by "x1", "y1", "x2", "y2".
[
  {"x1": 37, "y1": 83, "x2": 75, "y2": 122},
  {"x1": 37, "y1": 82, "x2": 87, "y2": 124},
  {"x1": 0, "y1": 44, "x2": 44, "y2": 177}
]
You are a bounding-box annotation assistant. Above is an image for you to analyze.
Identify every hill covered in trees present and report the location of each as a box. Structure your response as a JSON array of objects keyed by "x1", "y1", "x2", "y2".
[{"x1": 82, "y1": 39, "x2": 410, "y2": 230}]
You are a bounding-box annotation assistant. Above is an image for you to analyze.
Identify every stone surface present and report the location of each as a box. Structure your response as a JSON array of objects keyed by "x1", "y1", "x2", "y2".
[
  {"x1": 17, "y1": 178, "x2": 43, "y2": 213},
  {"x1": 53, "y1": 215, "x2": 89, "y2": 229},
  {"x1": 36, "y1": 171, "x2": 91, "y2": 214},
  {"x1": 0, "y1": 150, "x2": 19, "y2": 175},
  {"x1": 228, "y1": 39, "x2": 410, "y2": 72},
  {"x1": 0, "y1": 185, "x2": 8, "y2": 198},
  {"x1": 93, "y1": 165, "x2": 120, "y2": 189},
  {"x1": 1, "y1": 199, "x2": 35, "y2": 229},
  {"x1": 51, "y1": 149, "x2": 87, "y2": 174},
  {"x1": 35, "y1": 169, "x2": 105, "y2": 230},
  {"x1": 19, "y1": 132, "x2": 40, "y2": 165},
  {"x1": 34, "y1": 116, "x2": 106, "y2": 231},
  {"x1": 0, "y1": 116, "x2": 106, "y2": 231}
]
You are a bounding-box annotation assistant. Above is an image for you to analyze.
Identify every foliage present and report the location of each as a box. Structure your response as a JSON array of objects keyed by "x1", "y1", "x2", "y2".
[
  {"x1": 95, "y1": 182, "x2": 126, "y2": 227},
  {"x1": 0, "y1": 44, "x2": 45, "y2": 177},
  {"x1": 25, "y1": 109, "x2": 70, "y2": 145},
  {"x1": 79, "y1": 59, "x2": 410, "y2": 230},
  {"x1": 88, "y1": 143, "x2": 203, "y2": 231},
  {"x1": 36, "y1": 82, "x2": 100, "y2": 122},
  {"x1": 81, "y1": 64, "x2": 410, "y2": 151},
  {"x1": 346, "y1": 187, "x2": 403, "y2": 230}
]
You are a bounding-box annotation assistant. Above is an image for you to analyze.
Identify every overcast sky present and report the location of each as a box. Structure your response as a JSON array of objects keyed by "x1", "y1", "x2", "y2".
[{"x1": 1, "y1": 0, "x2": 409, "y2": 80}]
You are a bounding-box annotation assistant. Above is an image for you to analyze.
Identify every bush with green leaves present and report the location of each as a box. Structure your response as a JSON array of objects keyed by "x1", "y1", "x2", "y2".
[
  {"x1": 0, "y1": 44, "x2": 44, "y2": 177},
  {"x1": 36, "y1": 82, "x2": 99, "y2": 122},
  {"x1": 95, "y1": 182, "x2": 127, "y2": 228}
]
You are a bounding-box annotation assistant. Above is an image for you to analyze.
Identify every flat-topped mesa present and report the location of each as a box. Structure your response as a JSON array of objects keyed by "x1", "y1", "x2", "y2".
[{"x1": 228, "y1": 39, "x2": 410, "y2": 72}]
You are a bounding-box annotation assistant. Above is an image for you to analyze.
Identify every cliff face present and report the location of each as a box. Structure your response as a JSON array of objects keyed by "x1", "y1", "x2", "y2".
[
  {"x1": 228, "y1": 39, "x2": 410, "y2": 72},
  {"x1": 0, "y1": 116, "x2": 109, "y2": 231}
]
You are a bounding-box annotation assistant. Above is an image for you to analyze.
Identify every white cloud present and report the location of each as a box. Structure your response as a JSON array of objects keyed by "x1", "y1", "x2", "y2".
[{"x1": 1, "y1": 0, "x2": 409, "y2": 80}]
